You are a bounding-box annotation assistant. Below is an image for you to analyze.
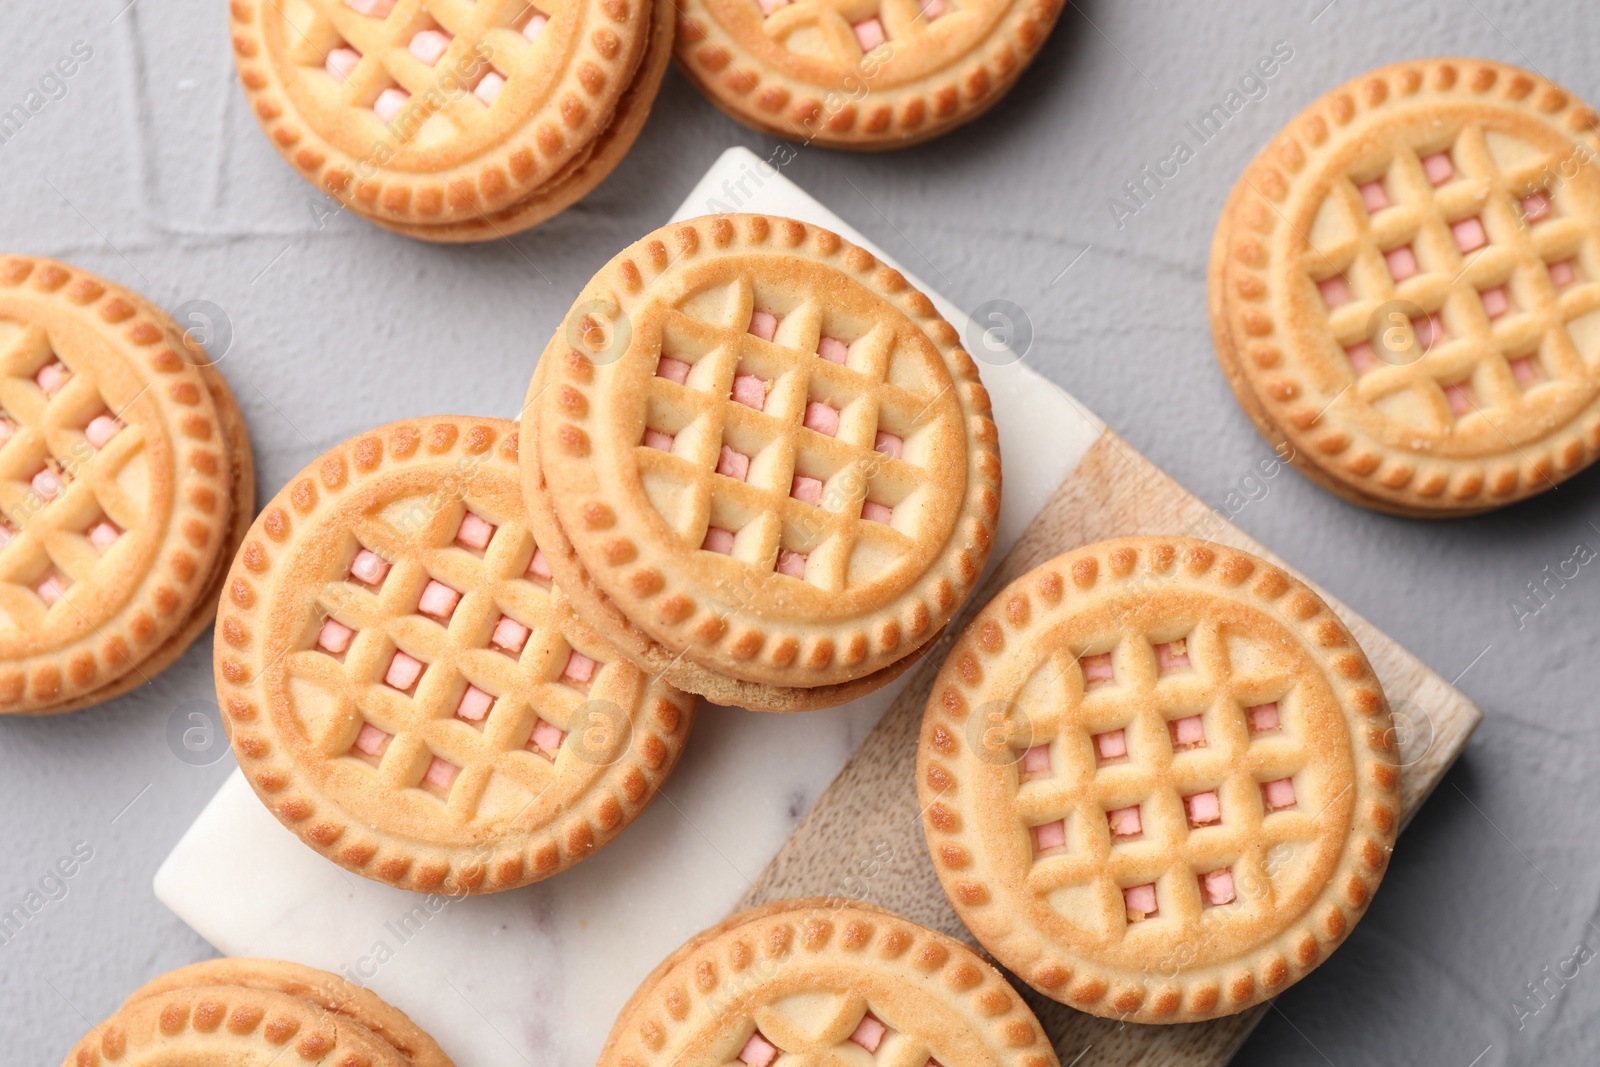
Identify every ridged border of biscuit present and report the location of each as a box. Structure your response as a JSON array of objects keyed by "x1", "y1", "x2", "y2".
[
  {"x1": 538, "y1": 213, "x2": 1003, "y2": 690},
  {"x1": 916, "y1": 537, "x2": 1401, "y2": 1024},
  {"x1": 674, "y1": 0, "x2": 1063, "y2": 149},
  {"x1": 1210, "y1": 57, "x2": 1600, "y2": 514},
  {"x1": 0, "y1": 256, "x2": 234, "y2": 713},
  {"x1": 599, "y1": 898, "x2": 1057, "y2": 1066},
  {"x1": 213, "y1": 416, "x2": 695, "y2": 895},
  {"x1": 227, "y1": 0, "x2": 649, "y2": 225}
]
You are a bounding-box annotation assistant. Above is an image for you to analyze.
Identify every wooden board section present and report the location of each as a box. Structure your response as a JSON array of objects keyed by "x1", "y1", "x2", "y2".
[{"x1": 736, "y1": 429, "x2": 1481, "y2": 1066}]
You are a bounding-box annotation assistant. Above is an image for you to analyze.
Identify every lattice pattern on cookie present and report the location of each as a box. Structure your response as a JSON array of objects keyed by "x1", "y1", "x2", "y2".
[
  {"x1": 1009, "y1": 619, "x2": 1314, "y2": 937},
  {"x1": 749, "y1": 0, "x2": 948, "y2": 64},
  {"x1": 1305, "y1": 121, "x2": 1599, "y2": 432},
  {"x1": 638, "y1": 273, "x2": 949, "y2": 595}
]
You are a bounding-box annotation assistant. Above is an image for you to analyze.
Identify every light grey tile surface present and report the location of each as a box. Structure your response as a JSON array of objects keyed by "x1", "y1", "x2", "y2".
[{"x1": 0, "y1": 1, "x2": 1595, "y2": 1065}]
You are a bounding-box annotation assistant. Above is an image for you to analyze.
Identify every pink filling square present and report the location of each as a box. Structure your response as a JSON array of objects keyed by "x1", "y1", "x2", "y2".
[
  {"x1": 738, "y1": 1033, "x2": 778, "y2": 1067},
  {"x1": 716, "y1": 445, "x2": 750, "y2": 481},
  {"x1": 702, "y1": 526, "x2": 735, "y2": 554},
  {"x1": 562, "y1": 650, "x2": 597, "y2": 685},
  {"x1": 1346, "y1": 342, "x2": 1379, "y2": 375},
  {"x1": 1080, "y1": 652, "x2": 1113, "y2": 686},
  {"x1": 32, "y1": 469, "x2": 62, "y2": 500},
  {"x1": 849, "y1": 1014, "x2": 888, "y2": 1053},
  {"x1": 527, "y1": 548, "x2": 553, "y2": 581},
  {"x1": 1451, "y1": 217, "x2": 1487, "y2": 254},
  {"x1": 1032, "y1": 819, "x2": 1066, "y2": 852},
  {"x1": 36, "y1": 573, "x2": 66, "y2": 606},
  {"x1": 643, "y1": 429, "x2": 675, "y2": 452},
  {"x1": 88, "y1": 520, "x2": 120, "y2": 552},
  {"x1": 852, "y1": 16, "x2": 886, "y2": 50},
  {"x1": 529, "y1": 719, "x2": 565, "y2": 757},
  {"x1": 317, "y1": 618, "x2": 354, "y2": 655},
  {"x1": 1479, "y1": 286, "x2": 1509, "y2": 319},
  {"x1": 1247, "y1": 702, "x2": 1280, "y2": 732},
  {"x1": 0, "y1": 523, "x2": 12, "y2": 548},
  {"x1": 326, "y1": 46, "x2": 362, "y2": 82},
  {"x1": 85, "y1": 414, "x2": 122, "y2": 448},
  {"x1": 655, "y1": 355, "x2": 691, "y2": 384},
  {"x1": 1510, "y1": 355, "x2": 1540, "y2": 386},
  {"x1": 1201, "y1": 869, "x2": 1236, "y2": 906},
  {"x1": 417, "y1": 579, "x2": 461, "y2": 620},
  {"x1": 1107, "y1": 805, "x2": 1142, "y2": 838},
  {"x1": 408, "y1": 29, "x2": 452, "y2": 65},
  {"x1": 1385, "y1": 246, "x2": 1418, "y2": 282},
  {"x1": 423, "y1": 756, "x2": 458, "y2": 791},
  {"x1": 492, "y1": 615, "x2": 531, "y2": 654},
  {"x1": 456, "y1": 511, "x2": 495, "y2": 552},
  {"x1": 1021, "y1": 743, "x2": 1051, "y2": 774},
  {"x1": 1170, "y1": 715, "x2": 1205, "y2": 749},
  {"x1": 1155, "y1": 638, "x2": 1189, "y2": 672},
  {"x1": 1317, "y1": 275, "x2": 1350, "y2": 309},
  {"x1": 732, "y1": 373, "x2": 768, "y2": 411},
  {"x1": 374, "y1": 87, "x2": 410, "y2": 123},
  {"x1": 344, "y1": 0, "x2": 396, "y2": 14},
  {"x1": 817, "y1": 336, "x2": 848, "y2": 363},
  {"x1": 1358, "y1": 179, "x2": 1389, "y2": 213},
  {"x1": 520, "y1": 10, "x2": 549, "y2": 40},
  {"x1": 1184, "y1": 790, "x2": 1221, "y2": 827},
  {"x1": 874, "y1": 431, "x2": 903, "y2": 458},
  {"x1": 0, "y1": 416, "x2": 15, "y2": 448},
  {"x1": 1093, "y1": 729, "x2": 1126, "y2": 762},
  {"x1": 776, "y1": 548, "x2": 807, "y2": 578},
  {"x1": 1521, "y1": 193, "x2": 1551, "y2": 224},
  {"x1": 1444, "y1": 381, "x2": 1474, "y2": 417},
  {"x1": 351, "y1": 548, "x2": 390, "y2": 586},
  {"x1": 385, "y1": 650, "x2": 425, "y2": 691},
  {"x1": 353, "y1": 723, "x2": 390, "y2": 756},
  {"x1": 35, "y1": 362, "x2": 69, "y2": 397},
  {"x1": 456, "y1": 685, "x2": 494, "y2": 722},
  {"x1": 803, "y1": 400, "x2": 840, "y2": 436},
  {"x1": 1549, "y1": 260, "x2": 1577, "y2": 287},
  {"x1": 1421, "y1": 151, "x2": 1454, "y2": 185},
  {"x1": 757, "y1": 0, "x2": 789, "y2": 13},
  {"x1": 474, "y1": 71, "x2": 506, "y2": 107},
  {"x1": 1262, "y1": 777, "x2": 1297, "y2": 811},
  {"x1": 1412, "y1": 313, "x2": 1445, "y2": 350},
  {"x1": 861, "y1": 501, "x2": 893, "y2": 524},
  {"x1": 748, "y1": 310, "x2": 778, "y2": 341},
  {"x1": 919, "y1": 0, "x2": 947, "y2": 18},
  {"x1": 790, "y1": 474, "x2": 823, "y2": 505},
  {"x1": 1123, "y1": 883, "x2": 1157, "y2": 920}
]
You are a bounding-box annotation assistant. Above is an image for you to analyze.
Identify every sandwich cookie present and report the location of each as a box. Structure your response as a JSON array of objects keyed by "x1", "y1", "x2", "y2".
[
  {"x1": 214, "y1": 416, "x2": 694, "y2": 894},
  {"x1": 599, "y1": 898, "x2": 1059, "y2": 1067},
  {"x1": 917, "y1": 537, "x2": 1400, "y2": 1022},
  {"x1": 1211, "y1": 58, "x2": 1600, "y2": 514},
  {"x1": 523, "y1": 213, "x2": 1002, "y2": 711},
  {"x1": 0, "y1": 257, "x2": 253, "y2": 716}
]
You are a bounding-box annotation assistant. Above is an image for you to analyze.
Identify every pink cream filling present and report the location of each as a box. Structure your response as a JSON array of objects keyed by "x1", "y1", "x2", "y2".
[
  {"x1": 36, "y1": 572, "x2": 67, "y2": 606},
  {"x1": 1510, "y1": 355, "x2": 1541, "y2": 386},
  {"x1": 1413, "y1": 313, "x2": 1445, "y2": 350},
  {"x1": 31, "y1": 469, "x2": 62, "y2": 500},
  {"x1": 1444, "y1": 381, "x2": 1474, "y2": 417},
  {"x1": 757, "y1": 0, "x2": 789, "y2": 13},
  {"x1": 702, "y1": 526, "x2": 735, "y2": 554},
  {"x1": 408, "y1": 29, "x2": 452, "y2": 65},
  {"x1": 1317, "y1": 275, "x2": 1350, "y2": 309},
  {"x1": 1262, "y1": 777, "x2": 1297, "y2": 811},
  {"x1": 643, "y1": 429, "x2": 675, "y2": 452},
  {"x1": 738, "y1": 1033, "x2": 779, "y2": 1067},
  {"x1": 817, "y1": 336, "x2": 849, "y2": 363},
  {"x1": 849, "y1": 1015, "x2": 889, "y2": 1053},
  {"x1": 1385, "y1": 245, "x2": 1418, "y2": 282},
  {"x1": 1521, "y1": 193, "x2": 1551, "y2": 223},
  {"x1": 1358, "y1": 179, "x2": 1388, "y2": 212},
  {"x1": 1451, "y1": 217, "x2": 1487, "y2": 254},
  {"x1": 492, "y1": 616, "x2": 531, "y2": 654},
  {"x1": 456, "y1": 511, "x2": 496, "y2": 551},
  {"x1": 803, "y1": 400, "x2": 840, "y2": 436},
  {"x1": 0, "y1": 523, "x2": 12, "y2": 549},
  {"x1": 456, "y1": 685, "x2": 494, "y2": 722},
  {"x1": 351, "y1": 548, "x2": 390, "y2": 586},
  {"x1": 1185, "y1": 790, "x2": 1221, "y2": 827},
  {"x1": 716, "y1": 445, "x2": 750, "y2": 481},
  {"x1": 0, "y1": 416, "x2": 14, "y2": 447},
  {"x1": 562, "y1": 650, "x2": 597, "y2": 685},
  {"x1": 1549, "y1": 260, "x2": 1577, "y2": 288},
  {"x1": 317, "y1": 618, "x2": 354, "y2": 655},
  {"x1": 521, "y1": 11, "x2": 550, "y2": 40},
  {"x1": 326, "y1": 46, "x2": 362, "y2": 82},
  {"x1": 526, "y1": 548, "x2": 553, "y2": 581},
  {"x1": 529, "y1": 719, "x2": 565, "y2": 757},
  {"x1": 423, "y1": 756, "x2": 458, "y2": 791},
  {"x1": 1421, "y1": 151, "x2": 1454, "y2": 185},
  {"x1": 1080, "y1": 652, "x2": 1113, "y2": 686},
  {"x1": 1032, "y1": 819, "x2": 1066, "y2": 852},
  {"x1": 88, "y1": 520, "x2": 120, "y2": 552},
  {"x1": 1107, "y1": 805, "x2": 1142, "y2": 838},
  {"x1": 861, "y1": 501, "x2": 893, "y2": 524},
  {"x1": 344, "y1": 0, "x2": 397, "y2": 14},
  {"x1": 36, "y1": 361, "x2": 70, "y2": 397},
  {"x1": 1093, "y1": 728, "x2": 1126, "y2": 762},
  {"x1": 374, "y1": 87, "x2": 411, "y2": 123},
  {"x1": 1123, "y1": 883, "x2": 1157, "y2": 920},
  {"x1": 1021, "y1": 743, "x2": 1051, "y2": 774},
  {"x1": 919, "y1": 0, "x2": 947, "y2": 18},
  {"x1": 1346, "y1": 342, "x2": 1379, "y2": 375},
  {"x1": 1154, "y1": 638, "x2": 1189, "y2": 672},
  {"x1": 353, "y1": 722, "x2": 390, "y2": 756},
  {"x1": 1479, "y1": 286, "x2": 1510, "y2": 319},
  {"x1": 474, "y1": 71, "x2": 507, "y2": 107},
  {"x1": 417, "y1": 579, "x2": 461, "y2": 620},
  {"x1": 385, "y1": 650, "x2": 425, "y2": 691},
  {"x1": 656, "y1": 355, "x2": 691, "y2": 384},
  {"x1": 1200, "y1": 868, "x2": 1236, "y2": 906},
  {"x1": 1169, "y1": 715, "x2": 1205, "y2": 749},
  {"x1": 853, "y1": 16, "x2": 886, "y2": 50},
  {"x1": 874, "y1": 431, "x2": 903, "y2": 458},
  {"x1": 1247, "y1": 702, "x2": 1280, "y2": 732},
  {"x1": 732, "y1": 373, "x2": 769, "y2": 411},
  {"x1": 85, "y1": 414, "x2": 122, "y2": 448},
  {"x1": 776, "y1": 548, "x2": 807, "y2": 578},
  {"x1": 748, "y1": 310, "x2": 778, "y2": 341},
  {"x1": 790, "y1": 474, "x2": 823, "y2": 505}
]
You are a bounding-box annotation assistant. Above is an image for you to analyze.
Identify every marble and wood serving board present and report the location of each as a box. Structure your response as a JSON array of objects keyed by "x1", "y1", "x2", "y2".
[{"x1": 156, "y1": 148, "x2": 1480, "y2": 1066}]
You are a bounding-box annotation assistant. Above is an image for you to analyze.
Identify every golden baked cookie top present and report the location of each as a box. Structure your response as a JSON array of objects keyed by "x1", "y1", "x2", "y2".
[
  {"x1": 675, "y1": 0, "x2": 1063, "y2": 147},
  {"x1": 1211, "y1": 58, "x2": 1600, "y2": 513},
  {"x1": 917, "y1": 538, "x2": 1400, "y2": 1023},
  {"x1": 528, "y1": 213, "x2": 1001, "y2": 691},
  {"x1": 0, "y1": 257, "x2": 235, "y2": 714},
  {"x1": 215, "y1": 416, "x2": 694, "y2": 894},
  {"x1": 229, "y1": 0, "x2": 652, "y2": 224},
  {"x1": 599, "y1": 899, "x2": 1058, "y2": 1067}
]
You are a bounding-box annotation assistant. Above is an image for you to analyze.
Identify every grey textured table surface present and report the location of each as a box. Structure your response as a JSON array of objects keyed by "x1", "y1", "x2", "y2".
[{"x1": 1, "y1": 1, "x2": 1596, "y2": 1064}]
